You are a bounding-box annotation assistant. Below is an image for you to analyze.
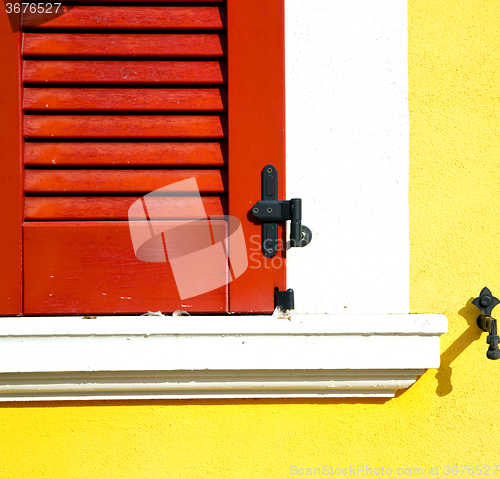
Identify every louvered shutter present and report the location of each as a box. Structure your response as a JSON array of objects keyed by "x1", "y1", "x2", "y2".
[{"x1": 0, "y1": 0, "x2": 285, "y2": 315}]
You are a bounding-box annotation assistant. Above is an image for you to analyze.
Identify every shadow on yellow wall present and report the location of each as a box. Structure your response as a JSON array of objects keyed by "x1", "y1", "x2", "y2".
[{"x1": 436, "y1": 299, "x2": 482, "y2": 396}]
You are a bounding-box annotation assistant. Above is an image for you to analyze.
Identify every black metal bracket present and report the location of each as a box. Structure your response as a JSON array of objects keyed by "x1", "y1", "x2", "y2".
[
  {"x1": 472, "y1": 287, "x2": 500, "y2": 360},
  {"x1": 275, "y1": 288, "x2": 294, "y2": 311},
  {"x1": 251, "y1": 164, "x2": 312, "y2": 258}
]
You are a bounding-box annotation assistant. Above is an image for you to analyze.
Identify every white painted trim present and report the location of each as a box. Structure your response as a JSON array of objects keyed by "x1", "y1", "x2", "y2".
[
  {"x1": 285, "y1": 0, "x2": 410, "y2": 314},
  {"x1": 0, "y1": 314, "x2": 447, "y2": 401}
]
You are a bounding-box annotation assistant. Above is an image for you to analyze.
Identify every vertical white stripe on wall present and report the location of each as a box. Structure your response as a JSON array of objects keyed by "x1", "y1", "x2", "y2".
[{"x1": 285, "y1": 0, "x2": 409, "y2": 314}]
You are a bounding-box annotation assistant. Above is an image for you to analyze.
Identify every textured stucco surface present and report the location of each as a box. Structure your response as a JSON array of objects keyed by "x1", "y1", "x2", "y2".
[
  {"x1": 1, "y1": 0, "x2": 500, "y2": 477},
  {"x1": 407, "y1": 0, "x2": 500, "y2": 470}
]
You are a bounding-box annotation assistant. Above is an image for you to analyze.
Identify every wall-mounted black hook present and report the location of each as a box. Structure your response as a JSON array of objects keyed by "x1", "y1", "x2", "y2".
[{"x1": 472, "y1": 287, "x2": 500, "y2": 360}]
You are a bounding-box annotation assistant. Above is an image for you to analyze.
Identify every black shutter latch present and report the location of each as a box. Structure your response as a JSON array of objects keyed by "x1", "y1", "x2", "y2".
[
  {"x1": 274, "y1": 288, "x2": 294, "y2": 311},
  {"x1": 251, "y1": 164, "x2": 312, "y2": 258},
  {"x1": 472, "y1": 287, "x2": 500, "y2": 360}
]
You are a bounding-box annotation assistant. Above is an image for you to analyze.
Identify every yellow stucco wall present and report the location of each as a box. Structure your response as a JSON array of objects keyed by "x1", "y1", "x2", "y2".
[{"x1": 1, "y1": 1, "x2": 500, "y2": 477}]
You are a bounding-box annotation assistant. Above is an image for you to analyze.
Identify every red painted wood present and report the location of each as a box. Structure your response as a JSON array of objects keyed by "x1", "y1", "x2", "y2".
[
  {"x1": 25, "y1": 169, "x2": 227, "y2": 194},
  {"x1": 19, "y1": 1, "x2": 286, "y2": 315},
  {"x1": 24, "y1": 115, "x2": 227, "y2": 139},
  {"x1": 0, "y1": 15, "x2": 22, "y2": 314},
  {"x1": 25, "y1": 196, "x2": 227, "y2": 220},
  {"x1": 23, "y1": 222, "x2": 228, "y2": 315},
  {"x1": 23, "y1": 60, "x2": 227, "y2": 85},
  {"x1": 24, "y1": 142, "x2": 227, "y2": 166},
  {"x1": 23, "y1": 6, "x2": 225, "y2": 30},
  {"x1": 23, "y1": 33, "x2": 227, "y2": 57},
  {"x1": 57, "y1": 0, "x2": 223, "y2": 3},
  {"x1": 24, "y1": 88, "x2": 226, "y2": 112},
  {"x1": 228, "y1": 0, "x2": 286, "y2": 312}
]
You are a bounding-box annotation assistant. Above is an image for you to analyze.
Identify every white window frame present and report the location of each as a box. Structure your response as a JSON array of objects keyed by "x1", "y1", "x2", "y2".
[
  {"x1": 0, "y1": 0, "x2": 447, "y2": 401},
  {"x1": 0, "y1": 314, "x2": 446, "y2": 401}
]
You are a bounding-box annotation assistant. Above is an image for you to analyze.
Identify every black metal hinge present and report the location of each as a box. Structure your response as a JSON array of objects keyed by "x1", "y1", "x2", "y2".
[{"x1": 251, "y1": 164, "x2": 312, "y2": 258}]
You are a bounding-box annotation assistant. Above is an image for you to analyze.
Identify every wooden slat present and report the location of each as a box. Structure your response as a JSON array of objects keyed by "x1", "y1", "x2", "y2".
[
  {"x1": 23, "y1": 33, "x2": 227, "y2": 57},
  {"x1": 23, "y1": 61, "x2": 227, "y2": 84},
  {"x1": 24, "y1": 88, "x2": 226, "y2": 112},
  {"x1": 24, "y1": 169, "x2": 227, "y2": 194},
  {"x1": 25, "y1": 196, "x2": 227, "y2": 220},
  {"x1": 24, "y1": 115, "x2": 227, "y2": 139},
  {"x1": 23, "y1": 222, "x2": 228, "y2": 315},
  {"x1": 22, "y1": 6, "x2": 225, "y2": 30},
  {"x1": 24, "y1": 142, "x2": 227, "y2": 166}
]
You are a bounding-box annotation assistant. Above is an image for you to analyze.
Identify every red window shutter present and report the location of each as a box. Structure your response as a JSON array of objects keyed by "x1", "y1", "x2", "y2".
[
  {"x1": 0, "y1": 0, "x2": 285, "y2": 316},
  {"x1": 0, "y1": 21, "x2": 22, "y2": 315}
]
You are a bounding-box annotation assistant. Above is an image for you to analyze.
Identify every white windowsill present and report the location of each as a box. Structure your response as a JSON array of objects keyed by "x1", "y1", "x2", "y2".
[{"x1": 0, "y1": 313, "x2": 447, "y2": 401}]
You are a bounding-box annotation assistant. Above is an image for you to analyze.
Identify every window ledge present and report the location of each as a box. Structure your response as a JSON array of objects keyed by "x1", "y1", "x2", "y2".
[{"x1": 0, "y1": 314, "x2": 447, "y2": 401}]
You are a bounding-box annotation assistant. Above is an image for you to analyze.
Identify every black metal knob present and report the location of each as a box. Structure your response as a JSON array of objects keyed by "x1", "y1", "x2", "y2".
[
  {"x1": 485, "y1": 318, "x2": 500, "y2": 360},
  {"x1": 472, "y1": 287, "x2": 500, "y2": 317},
  {"x1": 487, "y1": 338, "x2": 500, "y2": 360}
]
